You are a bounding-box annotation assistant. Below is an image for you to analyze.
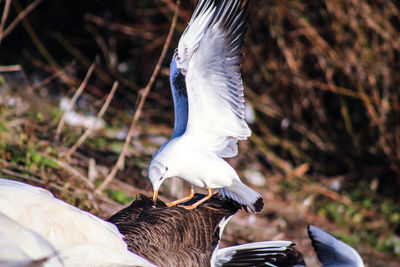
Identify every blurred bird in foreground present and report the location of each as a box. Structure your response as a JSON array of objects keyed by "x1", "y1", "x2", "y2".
[
  {"x1": 147, "y1": 0, "x2": 264, "y2": 212},
  {"x1": 0, "y1": 179, "x2": 364, "y2": 266},
  {"x1": 0, "y1": 179, "x2": 300, "y2": 266}
]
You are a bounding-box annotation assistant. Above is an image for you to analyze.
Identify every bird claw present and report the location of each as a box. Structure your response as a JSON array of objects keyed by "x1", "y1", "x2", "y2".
[{"x1": 177, "y1": 204, "x2": 196, "y2": 210}]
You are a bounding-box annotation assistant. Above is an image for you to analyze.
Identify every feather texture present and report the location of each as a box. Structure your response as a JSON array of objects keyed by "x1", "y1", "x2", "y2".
[
  {"x1": 149, "y1": 0, "x2": 263, "y2": 213},
  {"x1": 308, "y1": 225, "x2": 364, "y2": 267},
  {"x1": 0, "y1": 179, "x2": 157, "y2": 267}
]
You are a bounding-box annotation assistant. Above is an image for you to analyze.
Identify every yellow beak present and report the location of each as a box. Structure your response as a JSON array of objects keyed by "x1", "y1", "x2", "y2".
[{"x1": 152, "y1": 188, "x2": 159, "y2": 203}]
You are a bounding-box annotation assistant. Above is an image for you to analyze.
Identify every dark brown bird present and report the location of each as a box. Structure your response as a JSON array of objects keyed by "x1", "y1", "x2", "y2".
[{"x1": 108, "y1": 194, "x2": 305, "y2": 267}]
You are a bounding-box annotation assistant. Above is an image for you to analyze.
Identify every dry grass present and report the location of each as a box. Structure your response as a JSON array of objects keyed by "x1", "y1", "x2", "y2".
[{"x1": 1, "y1": 0, "x2": 400, "y2": 266}]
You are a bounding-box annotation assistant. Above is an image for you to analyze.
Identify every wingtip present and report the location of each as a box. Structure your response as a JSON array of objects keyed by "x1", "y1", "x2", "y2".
[
  {"x1": 242, "y1": 196, "x2": 264, "y2": 213},
  {"x1": 253, "y1": 196, "x2": 264, "y2": 212}
]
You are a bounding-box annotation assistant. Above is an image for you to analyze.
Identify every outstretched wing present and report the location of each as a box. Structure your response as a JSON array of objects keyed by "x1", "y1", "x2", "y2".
[
  {"x1": 170, "y1": 0, "x2": 217, "y2": 139},
  {"x1": 176, "y1": 0, "x2": 217, "y2": 74},
  {"x1": 184, "y1": 0, "x2": 251, "y2": 157}
]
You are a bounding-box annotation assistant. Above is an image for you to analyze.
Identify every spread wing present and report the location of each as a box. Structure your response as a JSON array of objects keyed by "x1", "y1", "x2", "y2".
[
  {"x1": 184, "y1": 0, "x2": 251, "y2": 157},
  {"x1": 176, "y1": 0, "x2": 217, "y2": 74},
  {"x1": 170, "y1": 0, "x2": 217, "y2": 139}
]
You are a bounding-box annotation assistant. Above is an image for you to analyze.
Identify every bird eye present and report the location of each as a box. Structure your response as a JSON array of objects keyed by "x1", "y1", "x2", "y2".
[{"x1": 165, "y1": 166, "x2": 168, "y2": 171}]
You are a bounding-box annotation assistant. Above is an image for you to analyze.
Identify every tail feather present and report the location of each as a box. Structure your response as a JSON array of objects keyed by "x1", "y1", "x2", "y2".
[{"x1": 219, "y1": 180, "x2": 263, "y2": 212}]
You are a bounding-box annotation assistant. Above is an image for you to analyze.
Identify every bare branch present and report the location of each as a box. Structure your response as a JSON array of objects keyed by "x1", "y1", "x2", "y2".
[
  {"x1": 0, "y1": 0, "x2": 11, "y2": 44},
  {"x1": 97, "y1": 0, "x2": 181, "y2": 192},
  {"x1": 64, "y1": 81, "x2": 119, "y2": 159},
  {"x1": 0, "y1": 0, "x2": 42, "y2": 42},
  {"x1": 55, "y1": 62, "x2": 96, "y2": 142}
]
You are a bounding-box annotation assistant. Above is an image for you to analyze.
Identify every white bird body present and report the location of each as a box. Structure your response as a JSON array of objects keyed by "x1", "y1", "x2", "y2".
[
  {"x1": 0, "y1": 212, "x2": 62, "y2": 267},
  {"x1": 155, "y1": 136, "x2": 238, "y2": 189},
  {"x1": 148, "y1": 0, "x2": 264, "y2": 212},
  {"x1": 0, "y1": 179, "x2": 157, "y2": 267}
]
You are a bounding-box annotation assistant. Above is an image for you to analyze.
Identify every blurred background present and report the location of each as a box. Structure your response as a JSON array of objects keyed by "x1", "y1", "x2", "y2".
[{"x1": 1, "y1": 0, "x2": 400, "y2": 265}]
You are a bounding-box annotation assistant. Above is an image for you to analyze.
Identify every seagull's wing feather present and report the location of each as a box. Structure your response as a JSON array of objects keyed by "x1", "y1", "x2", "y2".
[
  {"x1": 170, "y1": 0, "x2": 217, "y2": 139},
  {"x1": 176, "y1": 0, "x2": 217, "y2": 74},
  {"x1": 170, "y1": 57, "x2": 188, "y2": 138},
  {"x1": 184, "y1": 0, "x2": 251, "y2": 157}
]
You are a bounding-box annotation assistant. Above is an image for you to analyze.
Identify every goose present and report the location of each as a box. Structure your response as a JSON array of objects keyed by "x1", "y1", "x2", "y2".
[
  {"x1": 147, "y1": 0, "x2": 264, "y2": 212},
  {"x1": 0, "y1": 179, "x2": 301, "y2": 266},
  {"x1": 308, "y1": 225, "x2": 364, "y2": 267},
  {"x1": 108, "y1": 193, "x2": 304, "y2": 267}
]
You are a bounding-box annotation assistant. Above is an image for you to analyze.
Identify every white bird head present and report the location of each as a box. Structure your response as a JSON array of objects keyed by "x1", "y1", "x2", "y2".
[
  {"x1": 148, "y1": 144, "x2": 180, "y2": 203},
  {"x1": 148, "y1": 159, "x2": 169, "y2": 192}
]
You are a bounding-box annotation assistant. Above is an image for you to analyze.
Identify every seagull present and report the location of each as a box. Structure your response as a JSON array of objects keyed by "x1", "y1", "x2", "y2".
[
  {"x1": 148, "y1": 0, "x2": 264, "y2": 212},
  {"x1": 308, "y1": 225, "x2": 364, "y2": 267},
  {"x1": 0, "y1": 179, "x2": 301, "y2": 266}
]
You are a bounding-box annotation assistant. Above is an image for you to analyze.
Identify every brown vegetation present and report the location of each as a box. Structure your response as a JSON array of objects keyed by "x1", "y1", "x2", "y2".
[{"x1": 1, "y1": 0, "x2": 400, "y2": 266}]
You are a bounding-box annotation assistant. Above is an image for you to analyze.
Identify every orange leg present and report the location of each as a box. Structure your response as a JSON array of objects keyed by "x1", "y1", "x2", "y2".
[
  {"x1": 179, "y1": 187, "x2": 214, "y2": 210},
  {"x1": 167, "y1": 187, "x2": 195, "y2": 207}
]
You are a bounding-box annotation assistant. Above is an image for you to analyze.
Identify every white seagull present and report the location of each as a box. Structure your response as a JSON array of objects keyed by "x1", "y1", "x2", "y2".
[{"x1": 148, "y1": 0, "x2": 263, "y2": 212}]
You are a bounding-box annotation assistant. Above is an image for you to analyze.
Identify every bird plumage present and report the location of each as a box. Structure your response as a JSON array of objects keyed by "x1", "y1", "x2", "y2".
[
  {"x1": 308, "y1": 225, "x2": 364, "y2": 267},
  {"x1": 0, "y1": 179, "x2": 303, "y2": 267},
  {"x1": 0, "y1": 212, "x2": 62, "y2": 267},
  {"x1": 148, "y1": 0, "x2": 264, "y2": 212},
  {"x1": 109, "y1": 193, "x2": 304, "y2": 267},
  {"x1": 108, "y1": 193, "x2": 240, "y2": 267},
  {"x1": 0, "y1": 179, "x2": 157, "y2": 267},
  {"x1": 215, "y1": 241, "x2": 305, "y2": 267}
]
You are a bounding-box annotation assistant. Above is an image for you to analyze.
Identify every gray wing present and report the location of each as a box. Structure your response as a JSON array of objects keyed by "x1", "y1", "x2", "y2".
[
  {"x1": 170, "y1": 56, "x2": 188, "y2": 138},
  {"x1": 184, "y1": 0, "x2": 251, "y2": 157},
  {"x1": 308, "y1": 225, "x2": 364, "y2": 267}
]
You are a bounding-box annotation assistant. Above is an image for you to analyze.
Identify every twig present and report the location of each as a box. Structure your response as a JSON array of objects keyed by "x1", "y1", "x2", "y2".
[
  {"x1": 11, "y1": 0, "x2": 72, "y2": 85},
  {"x1": 64, "y1": 81, "x2": 119, "y2": 159},
  {"x1": 0, "y1": 0, "x2": 42, "y2": 42},
  {"x1": 42, "y1": 154, "x2": 95, "y2": 189},
  {"x1": 0, "y1": 0, "x2": 11, "y2": 44},
  {"x1": 55, "y1": 62, "x2": 96, "y2": 142},
  {"x1": 0, "y1": 64, "x2": 21, "y2": 72},
  {"x1": 96, "y1": 0, "x2": 181, "y2": 193},
  {"x1": 85, "y1": 13, "x2": 157, "y2": 40},
  {"x1": 160, "y1": 0, "x2": 190, "y2": 21},
  {"x1": 0, "y1": 64, "x2": 34, "y2": 93},
  {"x1": 32, "y1": 63, "x2": 75, "y2": 90},
  {"x1": 0, "y1": 167, "x2": 48, "y2": 186}
]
